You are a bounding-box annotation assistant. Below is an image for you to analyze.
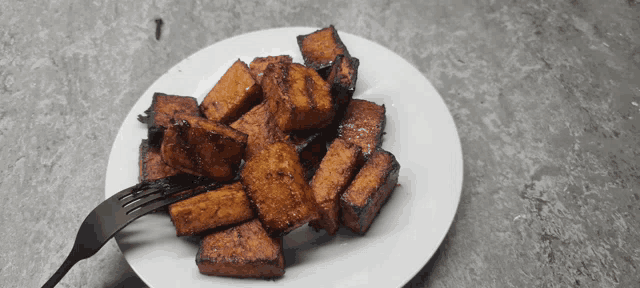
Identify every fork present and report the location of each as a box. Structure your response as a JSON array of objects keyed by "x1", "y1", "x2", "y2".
[{"x1": 40, "y1": 174, "x2": 222, "y2": 288}]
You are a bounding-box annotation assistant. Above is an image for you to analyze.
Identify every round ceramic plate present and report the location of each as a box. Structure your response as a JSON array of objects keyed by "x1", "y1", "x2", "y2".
[{"x1": 105, "y1": 27, "x2": 463, "y2": 288}]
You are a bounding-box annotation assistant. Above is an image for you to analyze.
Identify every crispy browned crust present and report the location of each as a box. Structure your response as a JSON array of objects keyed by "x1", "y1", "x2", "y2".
[
  {"x1": 327, "y1": 55, "x2": 360, "y2": 113},
  {"x1": 337, "y1": 99, "x2": 386, "y2": 159},
  {"x1": 241, "y1": 142, "x2": 319, "y2": 236},
  {"x1": 340, "y1": 149, "x2": 400, "y2": 234},
  {"x1": 261, "y1": 62, "x2": 335, "y2": 132},
  {"x1": 168, "y1": 182, "x2": 255, "y2": 236},
  {"x1": 161, "y1": 114, "x2": 248, "y2": 181},
  {"x1": 230, "y1": 102, "x2": 286, "y2": 158},
  {"x1": 200, "y1": 60, "x2": 263, "y2": 124},
  {"x1": 296, "y1": 25, "x2": 350, "y2": 78},
  {"x1": 309, "y1": 139, "x2": 362, "y2": 235},
  {"x1": 196, "y1": 219, "x2": 285, "y2": 278},
  {"x1": 138, "y1": 139, "x2": 180, "y2": 182},
  {"x1": 249, "y1": 55, "x2": 293, "y2": 84},
  {"x1": 138, "y1": 93, "x2": 201, "y2": 147}
]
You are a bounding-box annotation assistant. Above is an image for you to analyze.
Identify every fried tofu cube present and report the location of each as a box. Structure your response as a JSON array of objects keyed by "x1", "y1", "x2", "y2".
[
  {"x1": 327, "y1": 54, "x2": 360, "y2": 114},
  {"x1": 241, "y1": 142, "x2": 319, "y2": 236},
  {"x1": 338, "y1": 99, "x2": 386, "y2": 159},
  {"x1": 196, "y1": 219, "x2": 285, "y2": 278},
  {"x1": 309, "y1": 139, "x2": 362, "y2": 235},
  {"x1": 138, "y1": 93, "x2": 201, "y2": 147},
  {"x1": 296, "y1": 25, "x2": 351, "y2": 78},
  {"x1": 200, "y1": 60, "x2": 262, "y2": 124},
  {"x1": 138, "y1": 139, "x2": 180, "y2": 182},
  {"x1": 230, "y1": 102, "x2": 286, "y2": 157},
  {"x1": 340, "y1": 149, "x2": 400, "y2": 234},
  {"x1": 168, "y1": 182, "x2": 255, "y2": 236},
  {"x1": 249, "y1": 55, "x2": 293, "y2": 84},
  {"x1": 262, "y1": 62, "x2": 334, "y2": 132},
  {"x1": 161, "y1": 114, "x2": 247, "y2": 181}
]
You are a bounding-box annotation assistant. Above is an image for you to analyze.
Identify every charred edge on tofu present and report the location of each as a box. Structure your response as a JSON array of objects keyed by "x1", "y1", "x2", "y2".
[
  {"x1": 137, "y1": 93, "x2": 199, "y2": 126},
  {"x1": 325, "y1": 55, "x2": 361, "y2": 136},
  {"x1": 147, "y1": 126, "x2": 165, "y2": 147},
  {"x1": 249, "y1": 55, "x2": 293, "y2": 84},
  {"x1": 296, "y1": 25, "x2": 351, "y2": 78},
  {"x1": 138, "y1": 139, "x2": 150, "y2": 182},
  {"x1": 138, "y1": 93, "x2": 200, "y2": 147},
  {"x1": 328, "y1": 56, "x2": 360, "y2": 101},
  {"x1": 173, "y1": 119, "x2": 200, "y2": 167},
  {"x1": 195, "y1": 256, "x2": 285, "y2": 279},
  {"x1": 337, "y1": 102, "x2": 386, "y2": 159},
  {"x1": 195, "y1": 227, "x2": 285, "y2": 279},
  {"x1": 341, "y1": 152, "x2": 400, "y2": 234},
  {"x1": 372, "y1": 109, "x2": 387, "y2": 157},
  {"x1": 176, "y1": 217, "x2": 256, "y2": 237},
  {"x1": 166, "y1": 118, "x2": 247, "y2": 180}
]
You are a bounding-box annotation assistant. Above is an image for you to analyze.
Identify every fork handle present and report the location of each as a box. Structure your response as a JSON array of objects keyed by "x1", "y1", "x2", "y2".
[{"x1": 41, "y1": 252, "x2": 82, "y2": 288}]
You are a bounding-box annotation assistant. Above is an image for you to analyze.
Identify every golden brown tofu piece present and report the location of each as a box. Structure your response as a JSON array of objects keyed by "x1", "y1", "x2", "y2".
[
  {"x1": 138, "y1": 93, "x2": 201, "y2": 147},
  {"x1": 196, "y1": 219, "x2": 285, "y2": 278},
  {"x1": 161, "y1": 114, "x2": 247, "y2": 181},
  {"x1": 138, "y1": 139, "x2": 180, "y2": 182},
  {"x1": 309, "y1": 139, "x2": 362, "y2": 235},
  {"x1": 230, "y1": 102, "x2": 286, "y2": 157},
  {"x1": 262, "y1": 62, "x2": 334, "y2": 132},
  {"x1": 249, "y1": 55, "x2": 292, "y2": 84},
  {"x1": 340, "y1": 149, "x2": 400, "y2": 234},
  {"x1": 200, "y1": 60, "x2": 262, "y2": 124},
  {"x1": 337, "y1": 99, "x2": 386, "y2": 159},
  {"x1": 327, "y1": 54, "x2": 360, "y2": 114},
  {"x1": 168, "y1": 182, "x2": 255, "y2": 236},
  {"x1": 296, "y1": 25, "x2": 351, "y2": 78},
  {"x1": 241, "y1": 142, "x2": 319, "y2": 236}
]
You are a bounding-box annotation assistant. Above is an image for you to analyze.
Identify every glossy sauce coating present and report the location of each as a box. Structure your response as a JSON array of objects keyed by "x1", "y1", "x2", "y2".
[
  {"x1": 161, "y1": 114, "x2": 247, "y2": 181},
  {"x1": 196, "y1": 219, "x2": 285, "y2": 278},
  {"x1": 241, "y1": 141, "x2": 319, "y2": 236},
  {"x1": 341, "y1": 149, "x2": 400, "y2": 234},
  {"x1": 262, "y1": 62, "x2": 334, "y2": 132},
  {"x1": 200, "y1": 60, "x2": 262, "y2": 124},
  {"x1": 169, "y1": 182, "x2": 255, "y2": 236},
  {"x1": 309, "y1": 139, "x2": 362, "y2": 235}
]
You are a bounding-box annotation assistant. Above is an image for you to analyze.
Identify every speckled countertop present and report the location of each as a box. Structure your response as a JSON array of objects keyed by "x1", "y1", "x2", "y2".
[{"x1": 1, "y1": 1, "x2": 639, "y2": 287}]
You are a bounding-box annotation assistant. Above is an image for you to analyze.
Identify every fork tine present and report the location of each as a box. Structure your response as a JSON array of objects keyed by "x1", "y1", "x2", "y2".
[
  {"x1": 125, "y1": 186, "x2": 211, "y2": 219},
  {"x1": 124, "y1": 180, "x2": 222, "y2": 217},
  {"x1": 123, "y1": 190, "x2": 167, "y2": 212},
  {"x1": 120, "y1": 187, "x2": 163, "y2": 207},
  {"x1": 112, "y1": 182, "x2": 150, "y2": 201},
  {"x1": 113, "y1": 174, "x2": 214, "y2": 203}
]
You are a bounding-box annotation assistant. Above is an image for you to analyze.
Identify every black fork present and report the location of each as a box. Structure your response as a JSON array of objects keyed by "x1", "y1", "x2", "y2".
[{"x1": 40, "y1": 174, "x2": 221, "y2": 288}]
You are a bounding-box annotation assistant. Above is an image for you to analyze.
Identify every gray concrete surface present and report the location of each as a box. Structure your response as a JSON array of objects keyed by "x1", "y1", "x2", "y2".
[{"x1": 1, "y1": 0, "x2": 639, "y2": 287}]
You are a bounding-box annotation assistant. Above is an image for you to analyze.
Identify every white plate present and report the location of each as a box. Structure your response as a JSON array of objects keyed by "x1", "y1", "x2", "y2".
[{"x1": 105, "y1": 27, "x2": 463, "y2": 288}]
